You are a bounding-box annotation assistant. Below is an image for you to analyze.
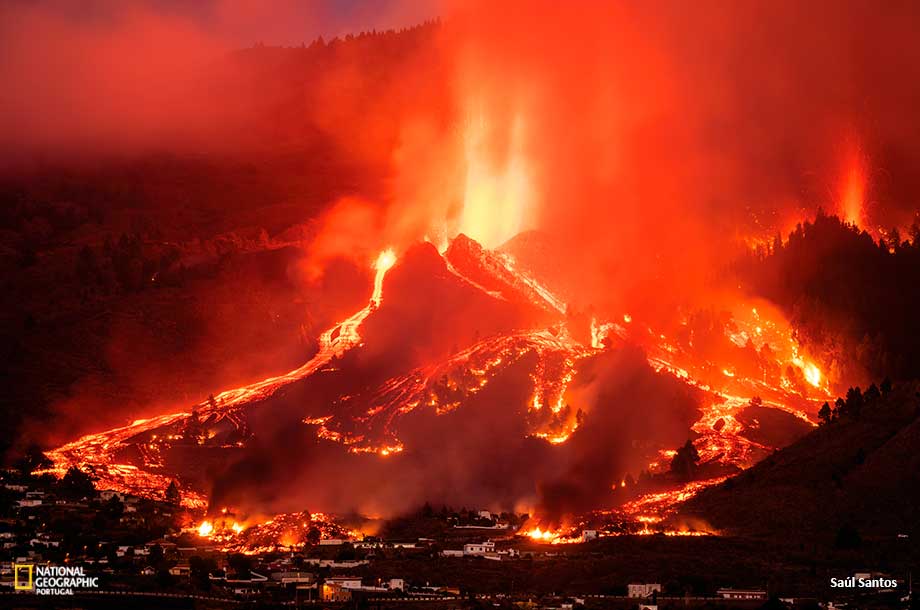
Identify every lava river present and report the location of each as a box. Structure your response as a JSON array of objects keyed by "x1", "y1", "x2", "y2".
[{"x1": 40, "y1": 235, "x2": 833, "y2": 543}]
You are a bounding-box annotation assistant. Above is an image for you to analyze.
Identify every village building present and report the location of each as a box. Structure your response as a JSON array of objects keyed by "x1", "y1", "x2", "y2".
[
  {"x1": 271, "y1": 571, "x2": 315, "y2": 585},
  {"x1": 168, "y1": 563, "x2": 191, "y2": 577},
  {"x1": 463, "y1": 541, "x2": 496, "y2": 555},
  {"x1": 321, "y1": 582, "x2": 352, "y2": 602},
  {"x1": 717, "y1": 588, "x2": 767, "y2": 600},
  {"x1": 628, "y1": 583, "x2": 662, "y2": 598},
  {"x1": 318, "y1": 538, "x2": 345, "y2": 545},
  {"x1": 325, "y1": 576, "x2": 362, "y2": 589}
]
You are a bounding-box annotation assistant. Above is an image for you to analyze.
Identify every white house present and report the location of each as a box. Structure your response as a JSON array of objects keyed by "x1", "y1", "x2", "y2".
[
  {"x1": 581, "y1": 530, "x2": 599, "y2": 542},
  {"x1": 463, "y1": 541, "x2": 496, "y2": 556},
  {"x1": 169, "y1": 564, "x2": 191, "y2": 577},
  {"x1": 271, "y1": 571, "x2": 314, "y2": 585},
  {"x1": 29, "y1": 536, "x2": 60, "y2": 548},
  {"x1": 322, "y1": 582, "x2": 352, "y2": 602},
  {"x1": 325, "y1": 576, "x2": 362, "y2": 589},
  {"x1": 628, "y1": 583, "x2": 662, "y2": 598}
]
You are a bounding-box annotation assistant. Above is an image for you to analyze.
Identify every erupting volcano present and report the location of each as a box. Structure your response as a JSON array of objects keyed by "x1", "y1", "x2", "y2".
[
  {"x1": 41, "y1": 218, "x2": 834, "y2": 547},
  {"x1": 10, "y1": 6, "x2": 920, "y2": 590}
]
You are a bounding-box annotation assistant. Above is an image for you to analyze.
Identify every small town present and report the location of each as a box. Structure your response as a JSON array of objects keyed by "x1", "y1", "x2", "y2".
[{"x1": 0, "y1": 466, "x2": 909, "y2": 609}]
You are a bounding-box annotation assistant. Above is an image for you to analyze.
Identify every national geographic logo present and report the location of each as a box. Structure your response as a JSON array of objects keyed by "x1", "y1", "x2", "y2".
[
  {"x1": 12, "y1": 564, "x2": 99, "y2": 595},
  {"x1": 13, "y1": 564, "x2": 33, "y2": 590}
]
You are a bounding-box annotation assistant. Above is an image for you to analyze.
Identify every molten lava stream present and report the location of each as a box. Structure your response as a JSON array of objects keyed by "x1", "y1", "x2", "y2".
[
  {"x1": 42, "y1": 235, "x2": 832, "y2": 531},
  {"x1": 41, "y1": 250, "x2": 398, "y2": 506}
]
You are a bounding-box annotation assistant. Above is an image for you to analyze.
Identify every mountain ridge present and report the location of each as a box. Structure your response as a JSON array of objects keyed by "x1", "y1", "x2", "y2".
[{"x1": 677, "y1": 382, "x2": 920, "y2": 539}]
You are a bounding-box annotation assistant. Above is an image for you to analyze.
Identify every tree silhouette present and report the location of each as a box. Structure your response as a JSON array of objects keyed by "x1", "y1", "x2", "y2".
[
  {"x1": 60, "y1": 466, "x2": 95, "y2": 499},
  {"x1": 737, "y1": 212, "x2": 920, "y2": 381},
  {"x1": 818, "y1": 402, "x2": 832, "y2": 425},
  {"x1": 670, "y1": 440, "x2": 701, "y2": 480},
  {"x1": 165, "y1": 481, "x2": 180, "y2": 505}
]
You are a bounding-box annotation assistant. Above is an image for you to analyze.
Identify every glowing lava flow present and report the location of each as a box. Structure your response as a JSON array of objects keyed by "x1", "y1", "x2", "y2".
[
  {"x1": 198, "y1": 520, "x2": 214, "y2": 537},
  {"x1": 41, "y1": 232, "x2": 838, "y2": 537},
  {"x1": 41, "y1": 250, "x2": 398, "y2": 506},
  {"x1": 619, "y1": 477, "x2": 728, "y2": 528},
  {"x1": 521, "y1": 477, "x2": 727, "y2": 544},
  {"x1": 312, "y1": 326, "x2": 591, "y2": 453},
  {"x1": 193, "y1": 511, "x2": 362, "y2": 554},
  {"x1": 638, "y1": 302, "x2": 830, "y2": 471},
  {"x1": 526, "y1": 527, "x2": 559, "y2": 542}
]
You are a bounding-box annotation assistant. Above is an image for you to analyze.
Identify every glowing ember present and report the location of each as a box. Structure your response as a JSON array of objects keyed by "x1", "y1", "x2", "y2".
[
  {"x1": 197, "y1": 520, "x2": 214, "y2": 537},
  {"x1": 211, "y1": 511, "x2": 360, "y2": 554},
  {"x1": 803, "y1": 361, "x2": 822, "y2": 387},
  {"x1": 527, "y1": 527, "x2": 555, "y2": 541}
]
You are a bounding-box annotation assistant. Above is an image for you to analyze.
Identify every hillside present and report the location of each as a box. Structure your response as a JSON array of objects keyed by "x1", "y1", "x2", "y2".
[
  {"x1": 678, "y1": 382, "x2": 920, "y2": 540},
  {"x1": 0, "y1": 24, "x2": 446, "y2": 458}
]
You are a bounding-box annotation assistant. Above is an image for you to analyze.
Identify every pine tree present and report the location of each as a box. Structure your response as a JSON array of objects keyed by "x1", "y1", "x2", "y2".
[{"x1": 165, "y1": 480, "x2": 180, "y2": 505}]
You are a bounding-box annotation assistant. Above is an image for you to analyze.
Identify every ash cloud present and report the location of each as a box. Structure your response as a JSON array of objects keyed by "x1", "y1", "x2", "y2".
[
  {"x1": 0, "y1": 0, "x2": 442, "y2": 163},
  {"x1": 188, "y1": 0, "x2": 920, "y2": 326},
  {"x1": 7, "y1": 0, "x2": 920, "y2": 291},
  {"x1": 433, "y1": 0, "x2": 920, "y2": 316}
]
